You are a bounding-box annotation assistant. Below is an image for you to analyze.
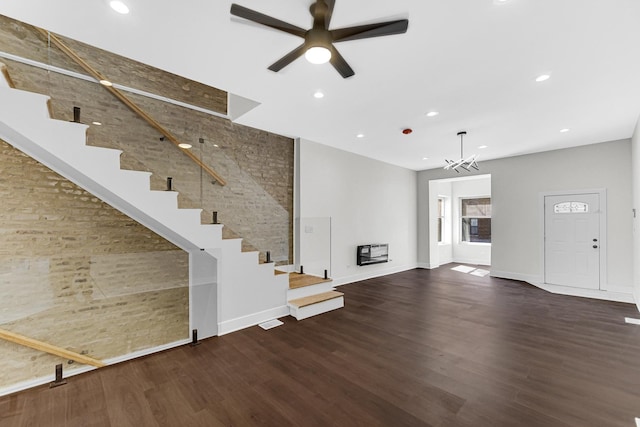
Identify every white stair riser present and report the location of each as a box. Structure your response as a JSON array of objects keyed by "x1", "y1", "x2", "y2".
[
  {"x1": 3, "y1": 115, "x2": 89, "y2": 151},
  {"x1": 289, "y1": 296, "x2": 344, "y2": 320},
  {"x1": 0, "y1": 87, "x2": 50, "y2": 119}
]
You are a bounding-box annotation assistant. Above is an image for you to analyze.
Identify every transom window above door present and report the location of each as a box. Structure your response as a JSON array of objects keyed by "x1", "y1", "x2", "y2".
[{"x1": 553, "y1": 201, "x2": 589, "y2": 214}]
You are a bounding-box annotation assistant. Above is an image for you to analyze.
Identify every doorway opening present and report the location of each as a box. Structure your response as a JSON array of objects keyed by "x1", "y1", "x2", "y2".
[{"x1": 428, "y1": 174, "x2": 491, "y2": 268}]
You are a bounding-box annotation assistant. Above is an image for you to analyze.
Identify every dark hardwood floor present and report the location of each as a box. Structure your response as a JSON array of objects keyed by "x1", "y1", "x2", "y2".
[{"x1": 2, "y1": 266, "x2": 640, "y2": 426}]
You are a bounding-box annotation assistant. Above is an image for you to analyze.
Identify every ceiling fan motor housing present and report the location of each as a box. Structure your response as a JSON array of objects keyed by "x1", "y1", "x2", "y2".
[{"x1": 306, "y1": 28, "x2": 333, "y2": 49}]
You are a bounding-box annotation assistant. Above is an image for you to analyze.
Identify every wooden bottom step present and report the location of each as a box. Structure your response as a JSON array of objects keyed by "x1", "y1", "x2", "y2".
[{"x1": 288, "y1": 291, "x2": 344, "y2": 320}]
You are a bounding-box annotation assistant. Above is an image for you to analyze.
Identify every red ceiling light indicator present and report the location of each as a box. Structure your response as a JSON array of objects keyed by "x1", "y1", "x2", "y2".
[{"x1": 402, "y1": 128, "x2": 413, "y2": 135}]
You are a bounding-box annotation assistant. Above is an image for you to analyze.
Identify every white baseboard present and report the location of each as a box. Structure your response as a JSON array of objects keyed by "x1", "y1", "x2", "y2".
[
  {"x1": 103, "y1": 339, "x2": 191, "y2": 364},
  {"x1": 416, "y1": 262, "x2": 434, "y2": 269},
  {"x1": 490, "y1": 269, "x2": 542, "y2": 284},
  {"x1": 0, "y1": 338, "x2": 190, "y2": 397},
  {"x1": 331, "y1": 263, "x2": 418, "y2": 287},
  {"x1": 217, "y1": 305, "x2": 290, "y2": 336},
  {"x1": 533, "y1": 282, "x2": 635, "y2": 304},
  {"x1": 491, "y1": 270, "x2": 635, "y2": 304}
]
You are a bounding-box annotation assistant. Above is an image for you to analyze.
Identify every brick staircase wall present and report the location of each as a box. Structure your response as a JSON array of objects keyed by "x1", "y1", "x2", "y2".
[
  {"x1": 0, "y1": 14, "x2": 294, "y2": 264},
  {"x1": 0, "y1": 139, "x2": 189, "y2": 388}
]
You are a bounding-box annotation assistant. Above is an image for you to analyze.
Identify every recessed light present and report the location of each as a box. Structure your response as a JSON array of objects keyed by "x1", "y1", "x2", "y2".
[
  {"x1": 560, "y1": 128, "x2": 570, "y2": 133},
  {"x1": 535, "y1": 74, "x2": 550, "y2": 82},
  {"x1": 109, "y1": 1, "x2": 130, "y2": 14},
  {"x1": 478, "y1": 145, "x2": 488, "y2": 149},
  {"x1": 494, "y1": 0, "x2": 512, "y2": 4},
  {"x1": 99, "y1": 79, "x2": 113, "y2": 87},
  {"x1": 313, "y1": 90, "x2": 324, "y2": 99},
  {"x1": 426, "y1": 111, "x2": 439, "y2": 117},
  {"x1": 422, "y1": 157, "x2": 429, "y2": 160},
  {"x1": 92, "y1": 121, "x2": 102, "y2": 126},
  {"x1": 356, "y1": 133, "x2": 364, "y2": 138},
  {"x1": 178, "y1": 143, "x2": 192, "y2": 149}
]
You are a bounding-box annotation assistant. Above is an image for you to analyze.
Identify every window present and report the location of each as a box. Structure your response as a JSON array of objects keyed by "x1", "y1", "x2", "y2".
[
  {"x1": 554, "y1": 201, "x2": 589, "y2": 214},
  {"x1": 437, "y1": 197, "x2": 444, "y2": 243},
  {"x1": 461, "y1": 197, "x2": 491, "y2": 243}
]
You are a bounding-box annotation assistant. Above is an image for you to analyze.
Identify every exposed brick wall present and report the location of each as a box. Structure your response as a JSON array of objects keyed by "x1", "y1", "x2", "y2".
[
  {"x1": 0, "y1": 140, "x2": 189, "y2": 388},
  {"x1": 0, "y1": 14, "x2": 294, "y2": 263}
]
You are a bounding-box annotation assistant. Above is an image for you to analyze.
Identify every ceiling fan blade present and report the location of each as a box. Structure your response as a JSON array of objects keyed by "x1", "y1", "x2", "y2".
[
  {"x1": 268, "y1": 43, "x2": 308, "y2": 72},
  {"x1": 324, "y1": 0, "x2": 336, "y2": 29},
  {"x1": 331, "y1": 19, "x2": 408, "y2": 42},
  {"x1": 230, "y1": 4, "x2": 306, "y2": 38},
  {"x1": 330, "y1": 46, "x2": 355, "y2": 78}
]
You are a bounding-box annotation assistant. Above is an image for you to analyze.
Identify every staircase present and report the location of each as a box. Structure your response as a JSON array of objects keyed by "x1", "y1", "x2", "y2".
[
  {"x1": 286, "y1": 273, "x2": 344, "y2": 320},
  {"x1": 0, "y1": 65, "x2": 289, "y2": 337}
]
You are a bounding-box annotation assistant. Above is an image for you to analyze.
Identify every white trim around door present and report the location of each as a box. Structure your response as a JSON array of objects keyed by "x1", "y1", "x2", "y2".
[{"x1": 539, "y1": 189, "x2": 608, "y2": 291}]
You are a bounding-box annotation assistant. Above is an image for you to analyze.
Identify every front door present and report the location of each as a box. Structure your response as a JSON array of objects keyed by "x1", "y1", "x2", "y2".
[{"x1": 544, "y1": 193, "x2": 600, "y2": 289}]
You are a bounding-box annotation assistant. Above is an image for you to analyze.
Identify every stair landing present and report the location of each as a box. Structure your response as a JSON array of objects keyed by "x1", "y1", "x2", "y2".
[{"x1": 288, "y1": 272, "x2": 331, "y2": 289}]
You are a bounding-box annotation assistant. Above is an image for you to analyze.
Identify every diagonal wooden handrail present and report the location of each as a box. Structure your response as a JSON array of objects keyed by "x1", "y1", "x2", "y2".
[
  {"x1": 0, "y1": 328, "x2": 105, "y2": 368},
  {"x1": 0, "y1": 61, "x2": 16, "y2": 88},
  {"x1": 33, "y1": 27, "x2": 227, "y2": 186}
]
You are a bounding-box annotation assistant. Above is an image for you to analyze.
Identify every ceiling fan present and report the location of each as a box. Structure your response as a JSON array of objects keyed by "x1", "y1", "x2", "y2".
[{"x1": 230, "y1": 0, "x2": 409, "y2": 78}]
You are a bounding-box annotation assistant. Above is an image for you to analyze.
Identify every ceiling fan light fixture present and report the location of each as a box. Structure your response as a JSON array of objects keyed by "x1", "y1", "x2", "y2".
[{"x1": 305, "y1": 46, "x2": 332, "y2": 64}]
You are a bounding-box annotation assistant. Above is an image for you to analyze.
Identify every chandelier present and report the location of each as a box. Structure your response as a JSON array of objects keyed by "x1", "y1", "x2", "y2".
[{"x1": 444, "y1": 131, "x2": 479, "y2": 173}]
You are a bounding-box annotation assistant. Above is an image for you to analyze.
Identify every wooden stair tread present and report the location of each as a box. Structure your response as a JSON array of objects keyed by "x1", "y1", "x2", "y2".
[
  {"x1": 289, "y1": 272, "x2": 331, "y2": 289},
  {"x1": 274, "y1": 270, "x2": 288, "y2": 275},
  {"x1": 289, "y1": 291, "x2": 344, "y2": 308}
]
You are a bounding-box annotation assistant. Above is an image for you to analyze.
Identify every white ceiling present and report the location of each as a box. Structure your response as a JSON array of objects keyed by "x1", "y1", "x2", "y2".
[{"x1": 1, "y1": 0, "x2": 639, "y2": 171}]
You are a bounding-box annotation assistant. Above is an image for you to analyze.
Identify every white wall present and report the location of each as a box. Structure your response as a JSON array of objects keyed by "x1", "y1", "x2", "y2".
[
  {"x1": 632, "y1": 118, "x2": 640, "y2": 310},
  {"x1": 298, "y1": 139, "x2": 417, "y2": 285},
  {"x1": 436, "y1": 181, "x2": 453, "y2": 265},
  {"x1": 418, "y1": 139, "x2": 633, "y2": 294}
]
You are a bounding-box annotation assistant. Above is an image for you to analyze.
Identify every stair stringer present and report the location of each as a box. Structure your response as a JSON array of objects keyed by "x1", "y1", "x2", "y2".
[{"x1": 0, "y1": 85, "x2": 290, "y2": 340}]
